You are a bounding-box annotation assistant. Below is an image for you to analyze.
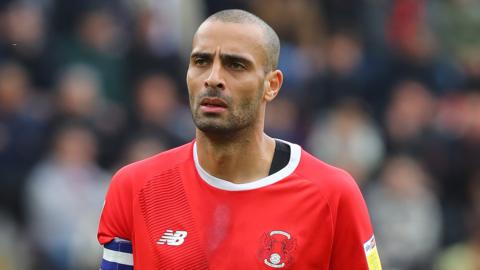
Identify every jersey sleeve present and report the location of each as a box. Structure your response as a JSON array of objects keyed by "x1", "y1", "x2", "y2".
[
  {"x1": 329, "y1": 171, "x2": 382, "y2": 270},
  {"x1": 98, "y1": 166, "x2": 135, "y2": 269}
]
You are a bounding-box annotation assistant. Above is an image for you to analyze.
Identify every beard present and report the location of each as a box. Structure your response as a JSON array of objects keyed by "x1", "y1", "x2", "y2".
[{"x1": 190, "y1": 87, "x2": 261, "y2": 134}]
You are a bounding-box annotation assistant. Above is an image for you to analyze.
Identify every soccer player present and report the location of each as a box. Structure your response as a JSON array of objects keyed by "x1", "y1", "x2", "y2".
[{"x1": 98, "y1": 9, "x2": 382, "y2": 270}]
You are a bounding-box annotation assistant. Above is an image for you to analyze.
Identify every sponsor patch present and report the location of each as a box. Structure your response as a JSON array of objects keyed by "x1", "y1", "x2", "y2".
[{"x1": 363, "y1": 235, "x2": 382, "y2": 270}]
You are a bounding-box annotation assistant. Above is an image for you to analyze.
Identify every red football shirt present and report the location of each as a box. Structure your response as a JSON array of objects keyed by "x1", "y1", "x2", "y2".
[{"x1": 98, "y1": 140, "x2": 381, "y2": 269}]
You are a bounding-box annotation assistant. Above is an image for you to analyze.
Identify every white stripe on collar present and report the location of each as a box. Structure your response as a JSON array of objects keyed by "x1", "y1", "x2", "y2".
[{"x1": 193, "y1": 139, "x2": 301, "y2": 191}]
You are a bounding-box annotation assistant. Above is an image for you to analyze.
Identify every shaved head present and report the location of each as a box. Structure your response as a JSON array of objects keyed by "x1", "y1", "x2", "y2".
[{"x1": 200, "y1": 9, "x2": 280, "y2": 71}]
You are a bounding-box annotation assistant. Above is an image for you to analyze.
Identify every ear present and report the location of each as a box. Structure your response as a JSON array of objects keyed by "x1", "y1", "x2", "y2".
[{"x1": 263, "y1": 70, "x2": 283, "y2": 102}]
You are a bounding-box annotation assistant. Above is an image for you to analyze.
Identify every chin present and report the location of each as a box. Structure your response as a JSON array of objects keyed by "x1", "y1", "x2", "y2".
[
  {"x1": 192, "y1": 110, "x2": 253, "y2": 135},
  {"x1": 194, "y1": 117, "x2": 243, "y2": 134},
  {"x1": 196, "y1": 122, "x2": 234, "y2": 134}
]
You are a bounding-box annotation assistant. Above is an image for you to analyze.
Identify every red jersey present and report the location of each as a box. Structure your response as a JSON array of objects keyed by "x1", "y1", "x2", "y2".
[{"x1": 98, "y1": 140, "x2": 381, "y2": 269}]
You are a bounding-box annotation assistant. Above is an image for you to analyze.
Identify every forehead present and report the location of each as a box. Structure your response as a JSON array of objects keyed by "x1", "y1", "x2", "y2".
[{"x1": 192, "y1": 21, "x2": 266, "y2": 63}]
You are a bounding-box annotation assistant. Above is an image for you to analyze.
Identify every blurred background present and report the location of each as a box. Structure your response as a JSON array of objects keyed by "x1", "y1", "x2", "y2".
[{"x1": 0, "y1": 0, "x2": 479, "y2": 269}]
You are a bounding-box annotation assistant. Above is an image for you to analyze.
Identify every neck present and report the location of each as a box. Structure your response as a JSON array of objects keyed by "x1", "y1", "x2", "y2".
[{"x1": 195, "y1": 126, "x2": 276, "y2": 184}]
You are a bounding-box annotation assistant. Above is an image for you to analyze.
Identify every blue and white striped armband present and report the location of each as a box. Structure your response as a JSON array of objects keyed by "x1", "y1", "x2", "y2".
[{"x1": 100, "y1": 238, "x2": 133, "y2": 270}]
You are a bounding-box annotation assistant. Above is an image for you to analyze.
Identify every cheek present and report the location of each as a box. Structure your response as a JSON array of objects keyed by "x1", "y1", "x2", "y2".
[
  {"x1": 234, "y1": 82, "x2": 264, "y2": 108},
  {"x1": 186, "y1": 73, "x2": 198, "y2": 107},
  {"x1": 237, "y1": 73, "x2": 264, "y2": 92},
  {"x1": 186, "y1": 70, "x2": 202, "y2": 94},
  {"x1": 186, "y1": 69, "x2": 195, "y2": 88}
]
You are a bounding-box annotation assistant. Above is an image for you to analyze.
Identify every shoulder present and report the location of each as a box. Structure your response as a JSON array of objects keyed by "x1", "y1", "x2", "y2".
[
  {"x1": 111, "y1": 141, "x2": 193, "y2": 188},
  {"x1": 296, "y1": 148, "x2": 372, "y2": 228},
  {"x1": 296, "y1": 149, "x2": 358, "y2": 196}
]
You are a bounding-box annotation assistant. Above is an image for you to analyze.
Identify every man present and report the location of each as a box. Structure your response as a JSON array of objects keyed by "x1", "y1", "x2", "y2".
[{"x1": 98, "y1": 9, "x2": 382, "y2": 270}]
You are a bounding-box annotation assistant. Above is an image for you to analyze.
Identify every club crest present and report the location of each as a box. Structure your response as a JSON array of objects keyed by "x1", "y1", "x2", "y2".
[{"x1": 258, "y1": 230, "x2": 296, "y2": 268}]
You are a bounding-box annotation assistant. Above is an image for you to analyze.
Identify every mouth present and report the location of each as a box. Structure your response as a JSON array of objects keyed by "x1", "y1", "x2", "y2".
[
  {"x1": 200, "y1": 97, "x2": 228, "y2": 107},
  {"x1": 199, "y1": 97, "x2": 228, "y2": 113}
]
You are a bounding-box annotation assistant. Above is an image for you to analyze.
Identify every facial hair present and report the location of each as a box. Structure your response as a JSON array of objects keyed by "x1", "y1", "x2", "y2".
[{"x1": 190, "y1": 87, "x2": 261, "y2": 134}]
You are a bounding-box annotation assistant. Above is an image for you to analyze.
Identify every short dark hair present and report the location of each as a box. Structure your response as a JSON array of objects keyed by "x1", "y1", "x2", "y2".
[{"x1": 204, "y1": 9, "x2": 280, "y2": 71}]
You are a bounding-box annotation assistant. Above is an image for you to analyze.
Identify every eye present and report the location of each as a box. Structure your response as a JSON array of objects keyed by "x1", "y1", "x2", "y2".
[
  {"x1": 193, "y1": 57, "x2": 209, "y2": 66},
  {"x1": 228, "y1": 62, "x2": 246, "y2": 70}
]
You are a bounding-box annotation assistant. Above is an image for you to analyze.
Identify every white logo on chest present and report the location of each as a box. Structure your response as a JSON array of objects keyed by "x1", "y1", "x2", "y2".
[{"x1": 157, "y1": 230, "x2": 188, "y2": 246}]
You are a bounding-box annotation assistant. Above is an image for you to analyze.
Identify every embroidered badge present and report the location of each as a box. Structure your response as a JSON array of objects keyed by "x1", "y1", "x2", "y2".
[{"x1": 258, "y1": 230, "x2": 296, "y2": 268}]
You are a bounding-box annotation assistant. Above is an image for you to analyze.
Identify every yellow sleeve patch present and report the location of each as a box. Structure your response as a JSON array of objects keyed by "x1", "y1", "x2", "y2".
[{"x1": 364, "y1": 235, "x2": 382, "y2": 270}]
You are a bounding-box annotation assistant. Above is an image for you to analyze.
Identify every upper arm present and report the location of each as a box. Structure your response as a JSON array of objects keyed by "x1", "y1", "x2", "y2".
[
  {"x1": 97, "y1": 167, "x2": 135, "y2": 268},
  {"x1": 329, "y1": 172, "x2": 382, "y2": 270},
  {"x1": 98, "y1": 166, "x2": 134, "y2": 244}
]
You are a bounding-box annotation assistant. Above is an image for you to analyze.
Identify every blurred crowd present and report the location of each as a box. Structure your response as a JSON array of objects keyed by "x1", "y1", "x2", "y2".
[{"x1": 0, "y1": 0, "x2": 479, "y2": 269}]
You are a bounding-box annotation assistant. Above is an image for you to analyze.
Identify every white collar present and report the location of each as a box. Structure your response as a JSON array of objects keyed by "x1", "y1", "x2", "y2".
[{"x1": 193, "y1": 139, "x2": 301, "y2": 191}]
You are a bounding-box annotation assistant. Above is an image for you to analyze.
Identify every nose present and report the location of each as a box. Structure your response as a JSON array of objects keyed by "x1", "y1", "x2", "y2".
[{"x1": 204, "y1": 61, "x2": 225, "y2": 90}]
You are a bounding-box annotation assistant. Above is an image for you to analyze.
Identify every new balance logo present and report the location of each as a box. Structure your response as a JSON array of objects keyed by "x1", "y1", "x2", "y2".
[{"x1": 157, "y1": 230, "x2": 188, "y2": 246}]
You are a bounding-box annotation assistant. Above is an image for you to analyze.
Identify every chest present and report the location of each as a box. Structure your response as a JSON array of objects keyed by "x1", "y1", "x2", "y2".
[{"x1": 132, "y1": 174, "x2": 333, "y2": 269}]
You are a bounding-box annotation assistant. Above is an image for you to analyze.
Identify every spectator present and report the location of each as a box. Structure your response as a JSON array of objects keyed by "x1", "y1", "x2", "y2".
[
  {"x1": 435, "y1": 208, "x2": 480, "y2": 270},
  {"x1": 0, "y1": 2, "x2": 56, "y2": 90},
  {"x1": 54, "y1": 5, "x2": 127, "y2": 104},
  {"x1": 367, "y1": 155, "x2": 442, "y2": 270},
  {"x1": 431, "y1": 0, "x2": 480, "y2": 88},
  {"x1": 51, "y1": 64, "x2": 127, "y2": 167},
  {"x1": 265, "y1": 96, "x2": 302, "y2": 143},
  {"x1": 384, "y1": 80, "x2": 437, "y2": 153},
  {"x1": 0, "y1": 210, "x2": 30, "y2": 270},
  {"x1": 0, "y1": 61, "x2": 48, "y2": 222},
  {"x1": 116, "y1": 132, "x2": 169, "y2": 169},
  {"x1": 306, "y1": 99, "x2": 384, "y2": 185},
  {"x1": 130, "y1": 72, "x2": 194, "y2": 146},
  {"x1": 24, "y1": 123, "x2": 109, "y2": 270}
]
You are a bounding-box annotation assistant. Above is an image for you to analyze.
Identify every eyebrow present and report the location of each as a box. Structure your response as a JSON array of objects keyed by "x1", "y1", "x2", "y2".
[
  {"x1": 221, "y1": 54, "x2": 253, "y2": 67},
  {"x1": 190, "y1": 52, "x2": 254, "y2": 67},
  {"x1": 190, "y1": 52, "x2": 212, "y2": 60}
]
